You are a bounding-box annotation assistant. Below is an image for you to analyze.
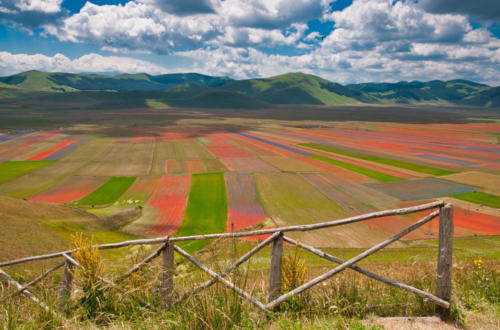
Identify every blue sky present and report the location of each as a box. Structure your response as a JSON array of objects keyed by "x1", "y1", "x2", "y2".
[{"x1": 1, "y1": 0, "x2": 500, "y2": 84}]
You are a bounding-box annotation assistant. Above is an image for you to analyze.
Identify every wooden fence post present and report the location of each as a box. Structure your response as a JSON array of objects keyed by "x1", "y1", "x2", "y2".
[
  {"x1": 269, "y1": 232, "x2": 283, "y2": 303},
  {"x1": 437, "y1": 204, "x2": 454, "y2": 317},
  {"x1": 161, "y1": 242, "x2": 174, "y2": 308},
  {"x1": 58, "y1": 258, "x2": 74, "y2": 310}
]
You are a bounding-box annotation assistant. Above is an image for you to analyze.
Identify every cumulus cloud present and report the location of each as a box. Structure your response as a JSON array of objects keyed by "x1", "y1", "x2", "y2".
[
  {"x1": 220, "y1": 0, "x2": 329, "y2": 30},
  {"x1": 45, "y1": 0, "x2": 330, "y2": 52},
  {"x1": 175, "y1": 0, "x2": 500, "y2": 85},
  {"x1": 15, "y1": 0, "x2": 62, "y2": 13},
  {"x1": 147, "y1": 0, "x2": 215, "y2": 16},
  {"x1": 418, "y1": 0, "x2": 500, "y2": 23},
  {"x1": 0, "y1": 52, "x2": 168, "y2": 76},
  {"x1": 0, "y1": 0, "x2": 65, "y2": 29}
]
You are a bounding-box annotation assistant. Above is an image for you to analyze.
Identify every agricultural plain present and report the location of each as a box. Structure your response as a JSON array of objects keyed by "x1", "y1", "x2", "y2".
[
  {"x1": 0, "y1": 112, "x2": 499, "y2": 250},
  {"x1": 1, "y1": 104, "x2": 500, "y2": 328}
]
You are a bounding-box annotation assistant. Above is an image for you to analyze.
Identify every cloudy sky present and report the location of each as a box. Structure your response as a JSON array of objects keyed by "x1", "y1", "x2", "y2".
[{"x1": 1, "y1": 0, "x2": 500, "y2": 84}]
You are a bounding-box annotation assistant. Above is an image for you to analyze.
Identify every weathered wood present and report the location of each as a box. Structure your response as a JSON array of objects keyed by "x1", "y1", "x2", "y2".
[
  {"x1": 0, "y1": 268, "x2": 52, "y2": 312},
  {"x1": 283, "y1": 236, "x2": 450, "y2": 309},
  {"x1": 172, "y1": 244, "x2": 269, "y2": 313},
  {"x1": 437, "y1": 204, "x2": 454, "y2": 316},
  {"x1": 161, "y1": 242, "x2": 174, "y2": 308},
  {"x1": 62, "y1": 253, "x2": 154, "y2": 310},
  {"x1": 0, "y1": 261, "x2": 65, "y2": 303},
  {"x1": 267, "y1": 210, "x2": 440, "y2": 309},
  {"x1": 180, "y1": 231, "x2": 281, "y2": 302},
  {"x1": 269, "y1": 232, "x2": 283, "y2": 303},
  {"x1": 0, "y1": 201, "x2": 444, "y2": 267},
  {"x1": 116, "y1": 242, "x2": 168, "y2": 283},
  {"x1": 58, "y1": 255, "x2": 74, "y2": 310}
]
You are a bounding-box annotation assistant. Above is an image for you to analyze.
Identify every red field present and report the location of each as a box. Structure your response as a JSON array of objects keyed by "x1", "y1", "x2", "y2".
[
  {"x1": 148, "y1": 175, "x2": 191, "y2": 235},
  {"x1": 225, "y1": 173, "x2": 268, "y2": 231},
  {"x1": 28, "y1": 139, "x2": 76, "y2": 160},
  {"x1": 27, "y1": 176, "x2": 106, "y2": 204}
]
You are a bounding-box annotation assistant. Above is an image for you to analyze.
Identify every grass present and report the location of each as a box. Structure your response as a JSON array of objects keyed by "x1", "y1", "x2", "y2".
[
  {"x1": 308, "y1": 154, "x2": 404, "y2": 182},
  {"x1": 452, "y1": 191, "x2": 500, "y2": 208},
  {"x1": 0, "y1": 160, "x2": 54, "y2": 185},
  {"x1": 74, "y1": 177, "x2": 136, "y2": 206},
  {"x1": 176, "y1": 173, "x2": 227, "y2": 252},
  {"x1": 1, "y1": 235, "x2": 499, "y2": 329},
  {"x1": 301, "y1": 143, "x2": 456, "y2": 176}
]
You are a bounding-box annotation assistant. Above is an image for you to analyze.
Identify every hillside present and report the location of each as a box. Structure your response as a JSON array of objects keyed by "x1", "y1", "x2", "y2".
[
  {"x1": 348, "y1": 80, "x2": 489, "y2": 104},
  {"x1": 1, "y1": 70, "x2": 499, "y2": 107},
  {"x1": 461, "y1": 86, "x2": 500, "y2": 107},
  {"x1": 0, "y1": 71, "x2": 231, "y2": 92},
  {"x1": 218, "y1": 72, "x2": 380, "y2": 105}
]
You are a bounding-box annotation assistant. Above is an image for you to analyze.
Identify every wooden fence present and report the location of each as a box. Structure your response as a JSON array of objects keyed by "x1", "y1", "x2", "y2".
[{"x1": 0, "y1": 200, "x2": 454, "y2": 316}]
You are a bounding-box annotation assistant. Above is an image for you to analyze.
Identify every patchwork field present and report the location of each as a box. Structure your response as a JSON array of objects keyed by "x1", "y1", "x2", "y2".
[{"x1": 0, "y1": 118, "x2": 499, "y2": 255}]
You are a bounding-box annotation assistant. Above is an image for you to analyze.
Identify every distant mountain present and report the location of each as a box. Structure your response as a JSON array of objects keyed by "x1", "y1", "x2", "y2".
[
  {"x1": 218, "y1": 72, "x2": 380, "y2": 105},
  {"x1": 348, "y1": 80, "x2": 489, "y2": 104},
  {"x1": 0, "y1": 71, "x2": 232, "y2": 92},
  {"x1": 1, "y1": 70, "x2": 499, "y2": 108}
]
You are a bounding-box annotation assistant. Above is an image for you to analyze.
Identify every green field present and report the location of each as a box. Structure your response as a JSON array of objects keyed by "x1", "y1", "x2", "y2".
[
  {"x1": 308, "y1": 154, "x2": 404, "y2": 182},
  {"x1": 0, "y1": 160, "x2": 54, "y2": 185},
  {"x1": 453, "y1": 191, "x2": 500, "y2": 208},
  {"x1": 301, "y1": 143, "x2": 456, "y2": 176},
  {"x1": 75, "y1": 176, "x2": 136, "y2": 206},
  {"x1": 176, "y1": 173, "x2": 227, "y2": 252}
]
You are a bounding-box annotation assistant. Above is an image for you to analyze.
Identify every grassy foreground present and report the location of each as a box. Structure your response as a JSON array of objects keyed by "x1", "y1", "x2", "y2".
[
  {"x1": 301, "y1": 143, "x2": 455, "y2": 176},
  {"x1": 0, "y1": 235, "x2": 498, "y2": 329},
  {"x1": 75, "y1": 177, "x2": 136, "y2": 206},
  {"x1": 0, "y1": 160, "x2": 54, "y2": 185}
]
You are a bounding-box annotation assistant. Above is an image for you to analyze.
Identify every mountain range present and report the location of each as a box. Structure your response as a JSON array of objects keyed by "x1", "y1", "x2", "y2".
[{"x1": 0, "y1": 70, "x2": 498, "y2": 108}]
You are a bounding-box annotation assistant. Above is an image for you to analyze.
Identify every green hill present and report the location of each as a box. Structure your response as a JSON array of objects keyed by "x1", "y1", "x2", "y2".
[
  {"x1": 348, "y1": 80, "x2": 489, "y2": 104},
  {"x1": 461, "y1": 86, "x2": 500, "y2": 107},
  {"x1": 218, "y1": 72, "x2": 380, "y2": 105},
  {"x1": 1, "y1": 70, "x2": 498, "y2": 108},
  {"x1": 0, "y1": 71, "x2": 232, "y2": 93}
]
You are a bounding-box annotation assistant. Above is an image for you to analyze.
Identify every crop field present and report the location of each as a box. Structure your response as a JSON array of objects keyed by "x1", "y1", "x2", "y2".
[
  {"x1": 0, "y1": 118, "x2": 499, "y2": 257},
  {"x1": 27, "y1": 176, "x2": 107, "y2": 204},
  {"x1": 74, "y1": 177, "x2": 136, "y2": 206}
]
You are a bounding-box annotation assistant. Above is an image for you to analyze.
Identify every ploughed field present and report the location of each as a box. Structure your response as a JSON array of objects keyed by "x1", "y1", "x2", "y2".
[{"x1": 1, "y1": 121, "x2": 499, "y2": 255}]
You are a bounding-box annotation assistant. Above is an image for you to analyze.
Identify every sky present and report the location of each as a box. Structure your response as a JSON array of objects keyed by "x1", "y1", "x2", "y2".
[{"x1": 1, "y1": 0, "x2": 500, "y2": 85}]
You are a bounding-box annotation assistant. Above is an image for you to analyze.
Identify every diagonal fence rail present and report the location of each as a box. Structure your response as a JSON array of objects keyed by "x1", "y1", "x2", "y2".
[{"x1": 0, "y1": 200, "x2": 454, "y2": 317}]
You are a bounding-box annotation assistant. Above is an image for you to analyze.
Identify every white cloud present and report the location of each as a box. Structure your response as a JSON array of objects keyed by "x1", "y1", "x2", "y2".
[
  {"x1": 0, "y1": 52, "x2": 168, "y2": 76},
  {"x1": 15, "y1": 0, "x2": 62, "y2": 13}
]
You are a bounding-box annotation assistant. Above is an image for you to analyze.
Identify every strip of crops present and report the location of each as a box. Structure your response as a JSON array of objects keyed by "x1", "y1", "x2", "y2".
[
  {"x1": 308, "y1": 155, "x2": 404, "y2": 182},
  {"x1": 0, "y1": 160, "x2": 54, "y2": 185},
  {"x1": 176, "y1": 173, "x2": 227, "y2": 252},
  {"x1": 453, "y1": 191, "x2": 500, "y2": 208},
  {"x1": 300, "y1": 143, "x2": 456, "y2": 176},
  {"x1": 74, "y1": 176, "x2": 136, "y2": 206}
]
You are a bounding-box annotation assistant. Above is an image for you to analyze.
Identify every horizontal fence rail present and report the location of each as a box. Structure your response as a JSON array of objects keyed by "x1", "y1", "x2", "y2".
[{"x1": 0, "y1": 200, "x2": 454, "y2": 318}]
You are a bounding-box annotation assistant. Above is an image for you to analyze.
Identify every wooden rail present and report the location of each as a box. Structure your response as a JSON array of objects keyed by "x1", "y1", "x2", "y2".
[{"x1": 0, "y1": 201, "x2": 454, "y2": 318}]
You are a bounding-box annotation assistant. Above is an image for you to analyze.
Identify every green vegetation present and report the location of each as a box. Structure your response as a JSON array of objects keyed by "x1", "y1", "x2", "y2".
[
  {"x1": 145, "y1": 99, "x2": 169, "y2": 108},
  {"x1": 453, "y1": 191, "x2": 500, "y2": 208},
  {"x1": 176, "y1": 173, "x2": 227, "y2": 252},
  {"x1": 0, "y1": 160, "x2": 54, "y2": 185},
  {"x1": 75, "y1": 177, "x2": 136, "y2": 206},
  {"x1": 2, "y1": 70, "x2": 500, "y2": 107},
  {"x1": 0, "y1": 71, "x2": 231, "y2": 93},
  {"x1": 301, "y1": 143, "x2": 456, "y2": 176},
  {"x1": 1, "y1": 235, "x2": 499, "y2": 328},
  {"x1": 220, "y1": 72, "x2": 380, "y2": 105},
  {"x1": 348, "y1": 79, "x2": 489, "y2": 105},
  {"x1": 308, "y1": 154, "x2": 404, "y2": 182}
]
